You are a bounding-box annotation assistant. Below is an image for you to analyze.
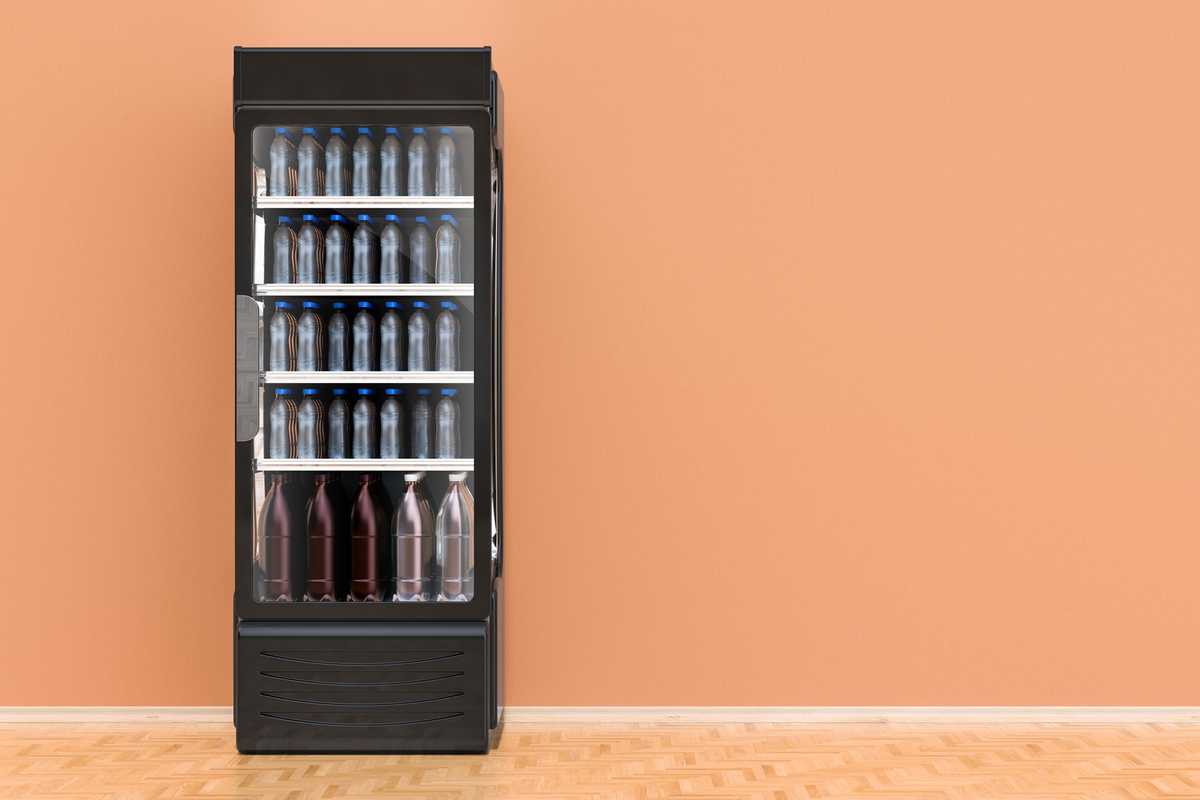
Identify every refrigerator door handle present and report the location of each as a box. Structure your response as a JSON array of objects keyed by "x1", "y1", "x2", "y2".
[{"x1": 235, "y1": 294, "x2": 261, "y2": 442}]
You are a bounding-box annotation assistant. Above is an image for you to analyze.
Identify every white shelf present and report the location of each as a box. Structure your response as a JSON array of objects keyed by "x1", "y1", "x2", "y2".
[
  {"x1": 257, "y1": 458, "x2": 473, "y2": 472},
  {"x1": 264, "y1": 371, "x2": 472, "y2": 385},
  {"x1": 256, "y1": 283, "x2": 474, "y2": 297},
  {"x1": 256, "y1": 195, "x2": 473, "y2": 210}
]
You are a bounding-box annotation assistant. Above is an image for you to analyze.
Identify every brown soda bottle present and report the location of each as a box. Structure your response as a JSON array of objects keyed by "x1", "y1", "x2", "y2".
[
  {"x1": 304, "y1": 474, "x2": 349, "y2": 602},
  {"x1": 257, "y1": 473, "x2": 305, "y2": 601},
  {"x1": 349, "y1": 473, "x2": 392, "y2": 601}
]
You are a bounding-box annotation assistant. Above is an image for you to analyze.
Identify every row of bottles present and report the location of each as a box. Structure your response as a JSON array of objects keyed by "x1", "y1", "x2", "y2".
[
  {"x1": 269, "y1": 386, "x2": 462, "y2": 460},
  {"x1": 272, "y1": 213, "x2": 462, "y2": 285},
  {"x1": 257, "y1": 471, "x2": 474, "y2": 602},
  {"x1": 269, "y1": 300, "x2": 462, "y2": 372},
  {"x1": 268, "y1": 126, "x2": 461, "y2": 197}
]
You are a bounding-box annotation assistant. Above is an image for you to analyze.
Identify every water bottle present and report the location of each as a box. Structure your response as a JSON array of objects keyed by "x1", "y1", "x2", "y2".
[
  {"x1": 327, "y1": 302, "x2": 349, "y2": 371},
  {"x1": 296, "y1": 301, "x2": 324, "y2": 371},
  {"x1": 328, "y1": 387, "x2": 349, "y2": 458},
  {"x1": 435, "y1": 301, "x2": 461, "y2": 371},
  {"x1": 409, "y1": 216, "x2": 433, "y2": 283},
  {"x1": 436, "y1": 472, "x2": 475, "y2": 601},
  {"x1": 352, "y1": 301, "x2": 376, "y2": 372},
  {"x1": 392, "y1": 472, "x2": 434, "y2": 601},
  {"x1": 269, "y1": 388, "x2": 297, "y2": 458},
  {"x1": 352, "y1": 127, "x2": 378, "y2": 196},
  {"x1": 380, "y1": 127, "x2": 404, "y2": 195},
  {"x1": 407, "y1": 127, "x2": 431, "y2": 196},
  {"x1": 325, "y1": 127, "x2": 349, "y2": 196},
  {"x1": 352, "y1": 388, "x2": 377, "y2": 459},
  {"x1": 296, "y1": 127, "x2": 325, "y2": 195},
  {"x1": 410, "y1": 388, "x2": 433, "y2": 459},
  {"x1": 296, "y1": 214, "x2": 324, "y2": 283},
  {"x1": 352, "y1": 214, "x2": 378, "y2": 284},
  {"x1": 325, "y1": 214, "x2": 349, "y2": 283},
  {"x1": 407, "y1": 301, "x2": 431, "y2": 371},
  {"x1": 435, "y1": 127, "x2": 458, "y2": 196},
  {"x1": 380, "y1": 301, "x2": 404, "y2": 371},
  {"x1": 380, "y1": 214, "x2": 407, "y2": 283},
  {"x1": 380, "y1": 388, "x2": 405, "y2": 458},
  {"x1": 269, "y1": 301, "x2": 297, "y2": 371},
  {"x1": 435, "y1": 388, "x2": 460, "y2": 459},
  {"x1": 268, "y1": 127, "x2": 296, "y2": 196},
  {"x1": 435, "y1": 214, "x2": 461, "y2": 283},
  {"x1": 297, "y1": 388, "x2": 326, "y2": 458},
  {"x1": 271, "y1": 217, "x2": 296, "y2": 283}
]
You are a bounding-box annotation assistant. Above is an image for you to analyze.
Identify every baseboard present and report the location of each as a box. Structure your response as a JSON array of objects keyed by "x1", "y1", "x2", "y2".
[{"x1": 3, "y1": 706, "x2": 1200, "y2": 724}]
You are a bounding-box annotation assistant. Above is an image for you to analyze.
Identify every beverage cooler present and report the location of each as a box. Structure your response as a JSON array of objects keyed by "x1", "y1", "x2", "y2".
[{"x1": 232, "y1": 48, "x2": 504, "y2": 753}]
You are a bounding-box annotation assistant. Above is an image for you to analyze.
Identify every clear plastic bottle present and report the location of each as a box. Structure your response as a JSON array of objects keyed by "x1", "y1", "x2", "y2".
[
  {"x1": 435, "y1": 300, "x2": 461, "y2": 371},
  {"x1": 272, "y1": 216, "x2": 296, "y2": 283},
  {"x1": 327, "y1": 388, "x2": 349, "y2": 458},
  {"x1": 297, "y1": 388, "x2": 326, "y2": 459},
  {"x1": 352, "y1": 301, "x2": 376, "y2": 372},
  {"x1": 407, "y1": 300, "x2": 431, "y2": 371},
  {"x1": 268, "y1": 387, "x2": 297, "y2": 458},
  {"x1": 325, "y1": 214, "x2": 349, "y2": 283},
  {"x1": 435, "y1": 214, "x2": 461, "y2": 283},
  {"x1": 296, "y1": 301, "x2": 324, "y2": 371},
  {"x1": 410, "y1": 388, "x2": 433, "y2": 459},
  {"x1": 380, "y1": 300, "x2": 404, "y2": 371},
  {"x1": 325, "y1": 127, "x2": 349, "y2": 196},
  {"x1": 257, "y1": 473, "x2": 303, "y2": 601},
  {"x1": 436, "y1": 473, "x2": 475, "y2": 601},
  {"x1": 435, "y1": 388, "x2": 460, "y2": 459},
  {"x1": 408, "y1": 127, "x2": 431, "y2": 196},
  {"x1": 352, "y1": 214, "x2": 378, "y2": 284},
  {"x1": 296, "y1": 214, "x2": 324, "y2": 283},
  {"x1": 352, "y1": 388, "x2": 377, "y2": 459},
  {"x1": 380, "y1": 214, "x2": 407, "y2": 283},
  {"x1": 352, "y1": 127, "x2": 378, "y2": 196},
  {"x1": 296, "y1": 127, "x2": 325, "y2": 196},
  {"x1": 269, "y1": 301, "x2": 297, "y2": 371},
  {"x1": 380, "y1": 127, "x2": 405, "y2": 196},
  {"x1": 435, "y1": 127, "x2": 458, "y2": 197},
  {"x1": 327, "y1": 302, "x2": 349, "y2": 371},
  {"x1": 393, "y1": 472, "x2": 434, "y2": 601},
  {"x1": 268, "y1": 127, "x2": 297, "y2": 196},
  {"x1": 409, "y1": 216, "x2": 434, "y2": 283},
  {"x1": 380, "y1": 387, "x2": 405, "y2": 459}
]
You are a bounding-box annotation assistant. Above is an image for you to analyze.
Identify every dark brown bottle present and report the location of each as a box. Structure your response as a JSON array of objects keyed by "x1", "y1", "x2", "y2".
[
  {"x1": 304, "y1": 474, "x2": 349, "y2": 602},
  {"x1": 349, "y1": 473, "x2": 392, "y2": 601},
  {"x1": 258, "y1": 473, "x2": 304, "y2": 601}
]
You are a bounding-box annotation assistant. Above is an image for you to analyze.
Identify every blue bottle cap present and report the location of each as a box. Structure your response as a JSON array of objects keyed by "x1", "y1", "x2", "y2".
[
  {"x1": 357, "y1": 387, "x2": 374, "y2": 395},
  {"x1": 439, "y1": 127, "x2": 452, "y2": 134},
  {"x1": 274, "y1": 301, "x2": 293, "y2": 310},
  {"x1": 411, "y1": 300, "x2": 428, "y2": 309},
  {"x1": 440, "y1": 388, "x2": 458, "y2": 397},
  {"x1": 331, "y1": 301, "x2": 347, "y2": 310},
  {"x1": 439, "y1": 214, "x2": 458, "y2": 226},
  {"x1": 329, "y1": 213, "x2": 344, "y2": 223},
  {"x1": 384, "y1": 213, "x2": 400, "y2": 222},
  {"x1": 278, "y1": 215, "x2": 292, "y2": 224},
  {"x1": 302, "y1": 301, "x2": 321, "y2": 310},
  {"x1": 331, "y1": 387, "x2": 347, "y2": 396},
  {"x1": 384, "y1": 300, "x2": 401, "y2": 309},
  {"x1": 440, "y1": 300, "x2": 458, "y2": 311},
  {"x1": 301, "y1": 127, "x2": 316, "y2": 134},
  {"x1": 416, "y1": 387, "x2": 432, "y2": 396},
  {"x1": 357, "y1": 213, "x2": 371, "y2": 223},
  {"x1": 274, "y1": 127, "x2": 288, "y2": 134},
  {"x1": 357, "y1": 127, "x2": 371, "y2": 134},
  {"x1": 330, "y1": 127, "x2": 344, "y2": 135},
  {"x1": 357, "y1": 300, "x2": 373, "y2": 309},
  {"x1": 385, "y1": 126, "x2": 399, "y2": 134},
  {"x1": 412, "y1": 127, "x2": 425, "y2": 134},
  {"x1": 384, "y1": 387, "x2": 404, "y2": 396},
  {"x1": 301, "y1": 213, "x2": 318, "y2": 222},
  {"x1": 274, "y1": 387, "x2": 293, "y2": 396},
  {"x1": 414, "y1": 215, "x2": 428, "y2": 224},
  {"x1": 302, "y1": 387, "x2": 321, "y2": 396}
]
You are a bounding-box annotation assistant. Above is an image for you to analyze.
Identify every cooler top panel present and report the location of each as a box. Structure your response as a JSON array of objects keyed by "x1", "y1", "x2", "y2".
[{"x1": 234, "y1": 48, "x2": 493, "y2": 107}]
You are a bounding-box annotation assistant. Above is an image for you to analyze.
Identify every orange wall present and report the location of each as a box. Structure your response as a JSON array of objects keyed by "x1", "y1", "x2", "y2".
[{"x1": 2, "y1": 1, "x2": 1199, "y2": 706}]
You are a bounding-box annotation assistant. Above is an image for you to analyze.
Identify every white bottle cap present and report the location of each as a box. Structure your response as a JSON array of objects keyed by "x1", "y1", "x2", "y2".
[
  {"x1": 404, "y1": 472, "x2": 426, "y2": 482},
  {"x1": 448, "y1": 472, "x2": 468, "y2": 482}
]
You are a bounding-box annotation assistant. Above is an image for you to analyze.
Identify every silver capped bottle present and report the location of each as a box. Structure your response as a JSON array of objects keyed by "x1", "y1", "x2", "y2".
[
  {"x1": 325, "y1": 127, "x2": 349, "y2": 196},
  {"x1": 409, "y1": 216, "x2": 434, "y2": 284},
  {"x1": 352, "y1": 388, "x2": 377, "y2": 459},
  {"x1": 380, "y1": 127, "x2": 404, "y2": 196},
  {"x1": 435, "y1": 388, "x2": 460, "y2": 459},
  {"x1": 410, "y1": 388, "x2": 433, "y2": 459},
  {"x1": 436, "y1": 473, "x2": 475, "y2": 601},
  {"x1": 352, "y1": 301, "x2": 376, "y2": 372},
  {"x1": 269, "y1": 301, "x2": 297, "y2": 371},
  {"x1": 380, "y1": 388, "x2": 405, "y2": 459},
  {"x1": 380, "y1": 214, "x2": 407, "y2": 283},
  {"x1": 393, "y1": 472, "x2": 434, "y2": 601},
  {"x1": 268, "y1": 128, "x2": 296, "y2": 196},
  {"x1": 352, "y1": 127, "x2": 378, "y2": 196},
  {"x1": 297, "y1": 388, "x2": 326, "y2": 459},
  {"x1": 327, "y1": 302, "x2": 349, "y2": 371},
  {"x1": 268, "y1": 388, "x2": 298, "y2": 458},
  {"x1": 272, "y1": 216, "x2": 297, "y2": 283},
  {"x1": 296, "y1": 301, "x2": 325, "y2": 372},
  {"x1": 407, "y1": 301, "x2": 432, "y2": 371},
  {"x1": 296, "y1": 127, "x2": 325, "y2": 196},
  {"x1": 327, "y1": 388, "x2": 349, "y2": 458},
  {"x1": 324, "y1": 214, "x2": 349, "y2": 283},
  {"x1": 352, "y1": 214, "x2": 378, "y2": 284},
  {"x1": 435, "y1": 300, "x2": 460, "y2": 371},
  {"x1": 407, "y1": 127, "x2": 431, "y2": 196},
  {"x1": 380, "y1": 301, "x2": 404, "y2": 371},
  {"x1": 296, "y1": 214, "x2": 324, "y2": 283},
  {"x1": 434, "y1": 127, "x2": 458, "y2": 197},
  {"x1": 435, "y1": 214, "x2": 461, "y2": 283}
]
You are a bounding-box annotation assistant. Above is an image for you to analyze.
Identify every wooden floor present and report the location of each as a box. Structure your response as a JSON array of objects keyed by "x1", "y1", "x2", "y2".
[{"x1": 1, "y1": 720, "x2": 1199, "y2": 799}]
